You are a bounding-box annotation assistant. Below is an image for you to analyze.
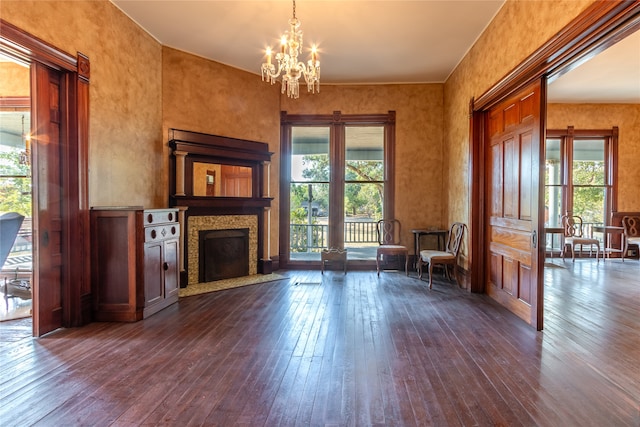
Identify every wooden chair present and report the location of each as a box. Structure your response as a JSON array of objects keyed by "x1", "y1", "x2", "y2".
[
  {"x1": 561, "y1": 215, "x2": 600, "y2": 262},
  {"x1": 621, "y1": 215, "x2": 640, "y2": 262},
  {"x1": 417, "y1": 222, "x2": 465, "y2": 289},
  {"x1": 376, "y1": 219, "x2": 408, "y2": 276}
]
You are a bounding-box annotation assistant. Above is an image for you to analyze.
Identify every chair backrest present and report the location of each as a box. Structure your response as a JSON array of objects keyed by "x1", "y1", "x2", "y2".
[
  {"x1": 445, "y1": 222, "x2": 465, "y2": 256},
  {"x1": 561, "y1": 215, "x2": 586, "y2": 238},
  {"x1": 0, "y1": 212, "x2": 25, "y2": 269},
  {"x1": 622, "y1": 215, "x2": 640, "y2": 238},
  {"x1": 377, "y1": 219, "x2": 401, "y2": 245}
]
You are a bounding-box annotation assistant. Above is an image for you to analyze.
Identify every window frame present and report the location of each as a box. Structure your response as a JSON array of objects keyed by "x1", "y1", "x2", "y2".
[
  {"x1": 546, "y1": 126, "x2": 618, "y2": 227},
  {"x1": 280, "y1": 111, "x2": 396, "y2": 267}
]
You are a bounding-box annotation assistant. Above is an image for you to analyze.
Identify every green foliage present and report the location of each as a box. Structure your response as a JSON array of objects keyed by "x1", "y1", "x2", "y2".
[
  {"x1": 572, "y1": 160, "x2": 605, "y2": 224},
  {"x1": 545, "y1": 159, "x2": 606, "y2": 225},
  {"x1": 0, "y1": 150, "x2": 31, "y2": 217},
  {"x1": 301, "y1": 155, "x2": 330, "y2": 181},
  {"x1": 295, "y1": 155, "x2": 384, "y2": 220}
]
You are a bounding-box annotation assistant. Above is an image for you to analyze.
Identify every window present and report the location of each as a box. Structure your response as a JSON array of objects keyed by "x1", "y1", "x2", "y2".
[
  {"x1": 545, "y1": 127, "x2": 618, "y2": 241},
  {"x1": 280, "y1": 111, "x2": 395, "y2": 265}
]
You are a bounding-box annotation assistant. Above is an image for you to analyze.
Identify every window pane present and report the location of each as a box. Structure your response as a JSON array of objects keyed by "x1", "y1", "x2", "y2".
[
  {"x1": 545, "y1": 138, "x2": 561, "y2": 185},
  {"x1": 289, "y1": 183, "x2": 329, "y2": 260},
  {"x1": 291, "y1": 126, "x2": 330, "y2": 182},
  {"x1": 573, "y1": 186, "x2": 605, "y2": 226},
  {"x1": 544, "y1": 185, "x2": 562, "y2": 228},
  {"x1": 573, "y1": 139, "x2": 605, "y2": 186},
  {"x1": 345, "y1": 126, "x2": 384, "y2": 182},
  {"x1": 344, "y1": 183, "x2": 383, "y2": 260}
]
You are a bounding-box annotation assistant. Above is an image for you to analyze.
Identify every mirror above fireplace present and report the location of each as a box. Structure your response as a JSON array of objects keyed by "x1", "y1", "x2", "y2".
[
  {"x1": 169, "y1": 129, "x2": 273, "y2": 208},
  {"x1": 192, "y1": 162, "x2": 253, "y2": 198}
]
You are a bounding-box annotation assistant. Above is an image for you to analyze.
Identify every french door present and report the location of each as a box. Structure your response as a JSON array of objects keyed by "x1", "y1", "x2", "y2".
[{"x1": 280, "y1": 111, "x2": 395, "y2": 267}]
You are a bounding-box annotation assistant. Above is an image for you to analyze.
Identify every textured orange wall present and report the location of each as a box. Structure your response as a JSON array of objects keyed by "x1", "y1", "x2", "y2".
[
  {"x1": 444, "y1": 0, "x2": 595, "y2": 266},
  {"x1": 0, "y1": 62, "x2": 30, "y2": 96},
  {"x1": 548, "y1": 103, "x2": 640, "y2": 212},
  {"x1": 282, "y1": 84, "x2": 445, "y2": 248},
  {"x1": 162, "y1": 47, "x2": 281, "y2": 257},
  {"x1": 1, "y1": 0, "x2": 164, "y2": 208}
]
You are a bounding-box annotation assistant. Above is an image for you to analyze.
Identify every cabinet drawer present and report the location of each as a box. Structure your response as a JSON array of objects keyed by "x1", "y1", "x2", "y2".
[
  {"x1": 144, "y1": 209, "x2": 178, "y2": 226},
  {"x1": 145, "y1": 224, "x2": 180, "y2": 243}
]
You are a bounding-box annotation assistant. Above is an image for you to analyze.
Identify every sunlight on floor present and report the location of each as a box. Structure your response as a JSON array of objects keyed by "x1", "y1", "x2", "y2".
[{"x1": 0, "y1": 289, "x2": 32, "y2": 322}]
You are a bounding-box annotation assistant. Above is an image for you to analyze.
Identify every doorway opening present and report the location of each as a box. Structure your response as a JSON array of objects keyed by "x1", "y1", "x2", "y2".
[
  {"x1": 0, "y1": 55, "x2": 33, "y2": 323},
  {"x1": 1, "y1": 19, "x2": 91, "y2": 336}
]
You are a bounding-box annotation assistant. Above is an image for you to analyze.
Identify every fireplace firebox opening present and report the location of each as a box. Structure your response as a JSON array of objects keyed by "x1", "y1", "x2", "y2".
[{"x1": 199, "y1": 228, "x2": 250, "y2": 282}]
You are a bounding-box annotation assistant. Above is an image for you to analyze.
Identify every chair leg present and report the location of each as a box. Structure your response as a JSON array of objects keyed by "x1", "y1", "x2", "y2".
[
  {"x1": 417, "y1": 257, "x2": 423, "y2": 280},
  {"x1": 572, "y1": 244, "x2": 576, "y2": 262},
  {"x1": 441, "y1": 263, "x2": 447, "y2": 281},
  {"x1": 428, "y1": 263, "x2": 434, "y2": 289},
  {"x1": 596, "y1": 242, "x2": 600, "y2": 263},
  {"x1": 404, "y1": 252, "x2": 408, "y2": 276},
  {"x1": 376, "y1": 254, "x2": 380, "y2": 276}
]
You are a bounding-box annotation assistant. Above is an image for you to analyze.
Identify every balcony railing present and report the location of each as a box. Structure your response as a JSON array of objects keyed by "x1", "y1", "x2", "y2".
[
  {"x1": 344, "y1": 221, "x2": 378, "y2": 244},
  {"x1": 290, "y1": 224, "x2": 328, "y2": 252},
  {"x1": 290, "y1": 221, "x2": 379, "y2": 252}
]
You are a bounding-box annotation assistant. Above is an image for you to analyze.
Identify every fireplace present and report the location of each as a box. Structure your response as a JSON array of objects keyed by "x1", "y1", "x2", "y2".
[
  {"x1": 187, "y1": 215, "x2": 258, "y2": 285},
  {"x1": 199, "y1": 228, "x2": 249, "y2": 282},
  {"x1": 169, "y1": 129, "x2": 273, "y2": 287}
]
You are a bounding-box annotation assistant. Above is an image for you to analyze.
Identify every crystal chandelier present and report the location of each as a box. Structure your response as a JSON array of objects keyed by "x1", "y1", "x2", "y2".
[{"x1": 261, "y1": 0, "x2": 320, "y2": 99}]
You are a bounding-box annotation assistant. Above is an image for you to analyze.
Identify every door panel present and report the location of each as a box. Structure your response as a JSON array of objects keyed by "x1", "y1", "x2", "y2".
[
  {"x1": 32, "y1": 63, "x2": 64, "y2": 336},
  {"x1": 144, "y1": 242, "x2": 163, "y2": 306},
  {"x1": 485, "y1": 80, "x2": 543, "y2": 329},
  {"x1": 164, "y1": 239, "x2": 179, "y2": 299}
]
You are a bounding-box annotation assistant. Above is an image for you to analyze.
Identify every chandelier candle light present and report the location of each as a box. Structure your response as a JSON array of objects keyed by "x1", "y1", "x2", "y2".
[{"x1": 261, "y1": 0, "x2": 320, "y2": 98}]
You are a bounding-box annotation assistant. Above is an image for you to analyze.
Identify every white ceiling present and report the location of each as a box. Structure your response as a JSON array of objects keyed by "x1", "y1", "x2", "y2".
[
  {"x1": 2, "y1": 1, "x2": 638, "y2": 103},
  {"x1": 547, "y1": 30, "x2": 640, "y2": 103},
  {"x1": 111, "y1": 0, "x2": 640, "y2": 103},
  {"x1": 111, "y1": 0, "x2": 506, "y2": 84}
]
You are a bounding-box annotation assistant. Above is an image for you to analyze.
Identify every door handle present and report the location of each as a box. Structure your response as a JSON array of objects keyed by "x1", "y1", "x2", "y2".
[
  {"x1": 532, "y1": 230, "x2": 537, "y2": 249},
  {"x1": 163, "y1": 262, "x2": 169, "y2": 271}
]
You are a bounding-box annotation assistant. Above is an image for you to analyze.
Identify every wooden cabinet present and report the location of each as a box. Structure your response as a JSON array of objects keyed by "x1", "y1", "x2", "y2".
[{"x1": 91, "y1": 207, "x2": 179, "y2": 322}]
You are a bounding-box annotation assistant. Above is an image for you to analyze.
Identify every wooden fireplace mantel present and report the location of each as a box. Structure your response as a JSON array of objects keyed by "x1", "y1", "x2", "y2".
[
  {"x1": 168, "y1": 129, "x2": 274, "y2": 286},
  {"x1": 171, "y1": 196, "x2": 273, "y2": 210}
]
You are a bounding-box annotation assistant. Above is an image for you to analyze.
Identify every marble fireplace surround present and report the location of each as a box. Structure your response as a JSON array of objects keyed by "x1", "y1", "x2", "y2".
[{"x1": 187, "y1": 215, "x2": 258, "y2": 285}]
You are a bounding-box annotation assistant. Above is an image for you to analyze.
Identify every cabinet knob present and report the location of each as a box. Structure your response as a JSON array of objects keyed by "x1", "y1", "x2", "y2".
[{"x1": 163, "y1": 262, "x2": 169, "y2": 271}]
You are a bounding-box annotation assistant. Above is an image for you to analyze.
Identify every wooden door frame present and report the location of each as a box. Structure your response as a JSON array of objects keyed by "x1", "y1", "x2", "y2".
[
  {"x1": 469, "y1": 2, "x2": 640, "y2": 299},
  {"x1": 0, "y1": 19, "x2": 91, "y2": 331}
]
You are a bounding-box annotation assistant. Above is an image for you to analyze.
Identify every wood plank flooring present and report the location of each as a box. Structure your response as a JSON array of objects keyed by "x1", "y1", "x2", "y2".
[{"x1": 1, "y1": 259, "x2": 639, "y2": 426}]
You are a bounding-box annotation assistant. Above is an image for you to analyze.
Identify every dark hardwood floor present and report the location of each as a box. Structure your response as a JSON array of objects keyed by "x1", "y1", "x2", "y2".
[{"x1": 1, "y1": 259, "x2": 639, "y2": 426}]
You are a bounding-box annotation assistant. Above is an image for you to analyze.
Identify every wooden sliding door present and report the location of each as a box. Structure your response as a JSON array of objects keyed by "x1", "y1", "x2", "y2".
[{"x1": 484, "y1": 80, "x2": 545, "y2": 330}]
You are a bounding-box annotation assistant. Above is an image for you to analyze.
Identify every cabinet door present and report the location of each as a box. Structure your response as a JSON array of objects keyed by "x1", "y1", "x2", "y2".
[
  {"x1": 144, "y1": 241, "x2": 164, "y2": 307},
  {"x1": 164, "y1": 239, "x2": 179, "y2": 298}
]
